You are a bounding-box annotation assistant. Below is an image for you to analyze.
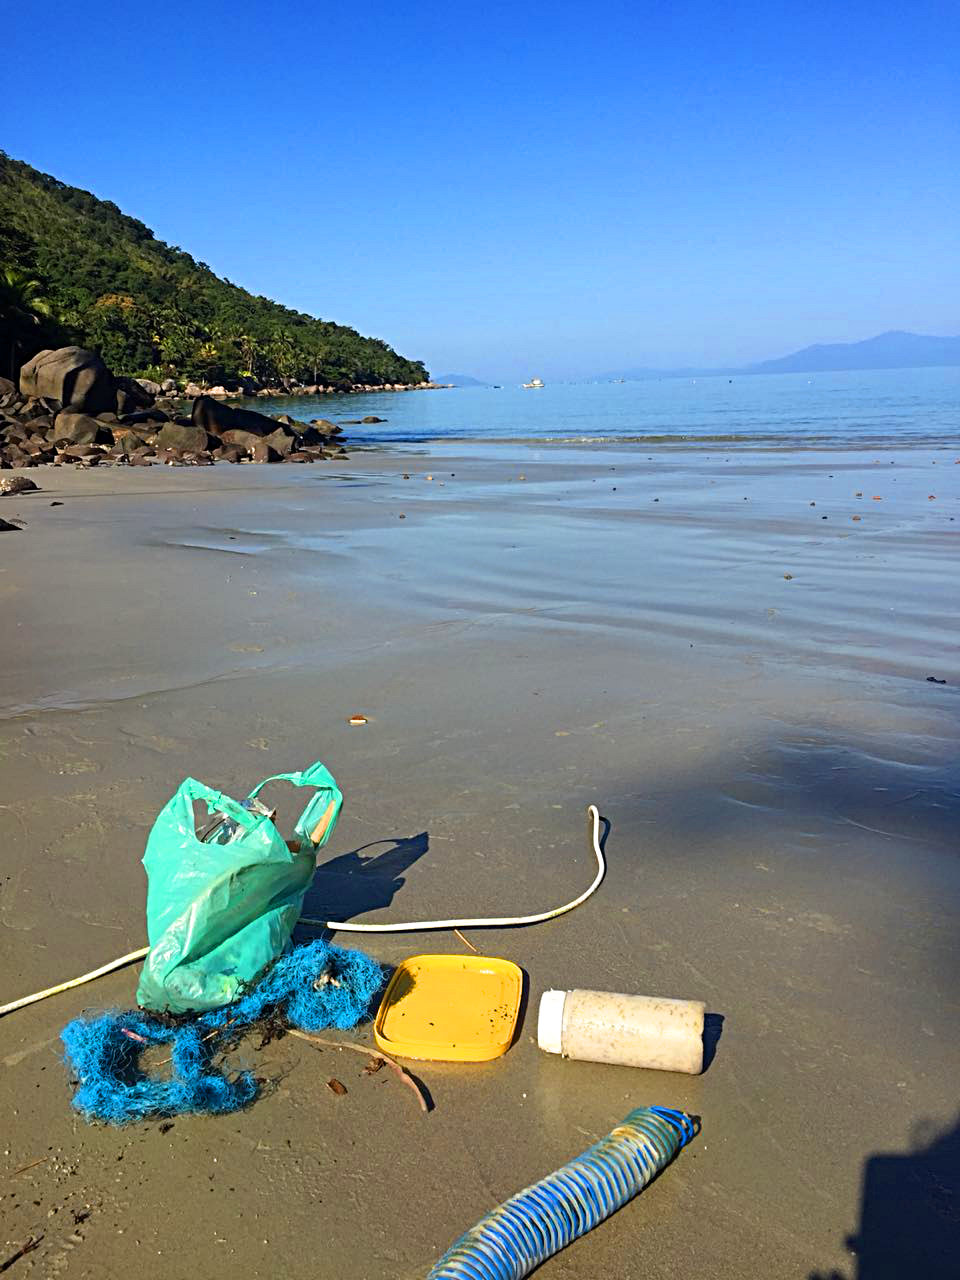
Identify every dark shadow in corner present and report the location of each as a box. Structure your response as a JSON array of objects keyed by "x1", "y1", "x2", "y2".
[
  {"x1": 809, "y1": 1114, "x2": 960, "y2": 1280},
  {"x1": 702, "y1": 1012, "x2": 724, "y2": 1073},
  {"x1": 299, "y1": 833, "x2": 430, "y2": 928}
]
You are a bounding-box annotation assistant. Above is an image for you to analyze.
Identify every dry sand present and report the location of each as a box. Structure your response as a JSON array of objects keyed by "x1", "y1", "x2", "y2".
[{"x1": 0, "y1": 444, "x2": 957, "y2": 1279}]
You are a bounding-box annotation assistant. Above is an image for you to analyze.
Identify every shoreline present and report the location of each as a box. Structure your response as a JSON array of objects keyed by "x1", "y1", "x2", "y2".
[{"x1": 1, "y1": 444, "x2": 957, "y2": 1279}]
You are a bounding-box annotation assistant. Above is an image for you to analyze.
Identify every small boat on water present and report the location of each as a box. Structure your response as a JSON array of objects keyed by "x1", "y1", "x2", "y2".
[{"x1": 522, "y1": 377, "x2": 545, "y2": 389}]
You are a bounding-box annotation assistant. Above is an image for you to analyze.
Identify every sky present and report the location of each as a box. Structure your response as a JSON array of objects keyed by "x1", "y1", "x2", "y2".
[{"x1": 5, "y1": 0, "x2": 960, "y2": 382}]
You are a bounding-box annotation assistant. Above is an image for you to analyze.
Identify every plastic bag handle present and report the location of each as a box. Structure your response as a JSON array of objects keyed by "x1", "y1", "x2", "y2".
[
  {"x1": 245, "y1": 760, "x2": 343, "y2": 850},
  {"x1": 178, "y1": 778, "x2": 260, "y2": 830},
  {"x1": 246, "y1": 760, "x2": 339, "y2": 798}
]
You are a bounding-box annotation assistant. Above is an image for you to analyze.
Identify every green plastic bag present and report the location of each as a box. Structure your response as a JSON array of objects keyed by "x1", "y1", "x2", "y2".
[{"x1": 136, "y1": 760, "x2": 342, "y2": 1014}]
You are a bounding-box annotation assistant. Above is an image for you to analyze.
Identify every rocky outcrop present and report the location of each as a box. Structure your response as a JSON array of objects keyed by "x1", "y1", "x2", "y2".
[
  {"x1": 1, "y1": 358, "x2": 349, "y2": 470},
  {"x1": 191, "y1": 395, "x2": 283, "y2": 438},
  {"x1": 20, "y1": 347, "x2": 115, "y2": 414},
  {"x1": 155, "y1": 422, "x2": 215, "y2": 453},
  {"x1": 52, "y1": 411, "x2": 113, "y2": 445}
]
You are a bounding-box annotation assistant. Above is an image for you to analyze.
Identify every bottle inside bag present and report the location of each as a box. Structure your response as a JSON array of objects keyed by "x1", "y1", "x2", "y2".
[{"x1": 201, "y1": 796, "x2": 277, "y2": 845}]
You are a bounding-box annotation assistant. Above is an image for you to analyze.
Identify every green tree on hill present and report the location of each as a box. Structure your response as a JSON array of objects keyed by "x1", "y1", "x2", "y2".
[
  {"x1": 0, "y1": 150, "x2": 430, "y2": 387},
  {"x1": 0, "y1": 264, "x2": 57, "y2": 377}
]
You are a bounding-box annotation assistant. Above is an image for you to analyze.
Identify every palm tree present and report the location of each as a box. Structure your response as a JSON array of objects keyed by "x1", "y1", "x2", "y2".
[{"x1": 0, "y1": 266, "x2": 54, "y2": 378}]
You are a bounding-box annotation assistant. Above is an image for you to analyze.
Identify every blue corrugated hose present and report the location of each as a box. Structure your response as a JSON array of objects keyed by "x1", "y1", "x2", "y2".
[{"x1": 426, "y1": 1106, "x2": 698, "y2": 1279}]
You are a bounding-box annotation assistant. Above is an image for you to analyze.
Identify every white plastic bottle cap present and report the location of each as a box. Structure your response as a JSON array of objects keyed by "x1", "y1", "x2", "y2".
[{"x1": 537, "y1": 989, "x2": 567, "y2": 1055}]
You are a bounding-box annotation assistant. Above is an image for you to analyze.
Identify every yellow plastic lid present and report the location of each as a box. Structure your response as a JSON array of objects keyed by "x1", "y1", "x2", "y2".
[{"x1": 374, "y1": 953, "x2": 523, "y2": 1062}]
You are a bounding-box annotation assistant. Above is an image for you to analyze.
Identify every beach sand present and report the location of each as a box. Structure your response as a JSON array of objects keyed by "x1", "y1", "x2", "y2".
[{"x1": 1, "y1": 445, "x2": 957, "y2": 1278}]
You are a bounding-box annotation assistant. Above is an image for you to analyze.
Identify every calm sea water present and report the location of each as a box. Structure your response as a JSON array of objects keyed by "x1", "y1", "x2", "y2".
[{"x1": 253, "y1": 365, "x2": 959, "y2": 448}]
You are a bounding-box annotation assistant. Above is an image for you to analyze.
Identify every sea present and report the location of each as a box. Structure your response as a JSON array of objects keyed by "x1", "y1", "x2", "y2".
[{"x1": 251, "y1": 365, "x2": 959, "y2": 450}]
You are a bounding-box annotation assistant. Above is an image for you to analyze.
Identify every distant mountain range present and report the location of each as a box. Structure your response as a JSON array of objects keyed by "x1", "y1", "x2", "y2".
[
  {"x1": 599, "y1": 331, "x2": 960, "y2": 381},
  {"x1": 432, "y1": 372, "x2": 488, "y2": 386}
]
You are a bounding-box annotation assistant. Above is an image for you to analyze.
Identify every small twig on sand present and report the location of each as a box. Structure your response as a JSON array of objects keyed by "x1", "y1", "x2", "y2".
[
  {"x1": 288, "y1": 1030, "x2": 430, "y2": 1113},
  {"x1": 453, "y1": 928, "x2": 478, "y2": 953},
  {"x1": 9, "y1": 1157, "x2": 47, "y2": 1178},
  {"x1": 1, "y1": 1235, "x2": 43, "y2": 1273}
]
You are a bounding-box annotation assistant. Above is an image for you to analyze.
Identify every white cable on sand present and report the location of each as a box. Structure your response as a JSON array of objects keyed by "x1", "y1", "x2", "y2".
[
  {"x1": 304, "y1": 804, "x2": 606, "y2": 932},
  {"x1": 0, "y1": 946, "x2": 150, "y2": 1018},
  {"x1": 0, "y1": 806, "x2": 606, "y2": 1017}
]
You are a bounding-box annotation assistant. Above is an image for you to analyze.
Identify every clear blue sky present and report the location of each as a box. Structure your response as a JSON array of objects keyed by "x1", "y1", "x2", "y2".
[{"x1": 6, "y1": 0, "x2": 959, "y2": 381}]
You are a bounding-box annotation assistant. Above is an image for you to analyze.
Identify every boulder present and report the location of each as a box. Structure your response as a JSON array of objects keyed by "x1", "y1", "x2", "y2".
[
  {"x1": 118, "y1": 408, "x2": 170, "y2": 426},
  {"x1": 262, "y1": 427, "x2": 295, "y2": 456},
  {"x1": 155, "y1": 423, "x2": 214, "y2": 453},
  {"x1": 252, "y1": 441, "x2": 281, "y2": 463},
  {"x1": 116, "y1": 389, "x2": 143, "y2": 416},
  {"x1": 112, "y1": 432, "x2": 148, "y2": 455},
  {"x1": 135, "y1": 378, "x2": 162, "y2": 397},
  {"x1": 0, "y1": 475, "x2": 40, "y2": 495},
  {"x1": 60, "y1": 444, "x2": 102, "y2": 459},
  {"x1": 361, "y1": 416, "x2": 385, "y2": 424},
  {"x1": 191, "y1": 395, "x2": 280, "y2": 438},
  {"x1": 52, "y1": 411, "x2": 113, "y2": 445},
  {"x1": 308, "y1": 419, "x2": 343, "y2": 437},
  {"x1": 20, "y1": 347, "x2": 115, "y2": 413},
  {"x1": 161, "y1": 378, "x2": 177, "y2": 393},
  {"x1": 115, "y1": 376, "x2": 154, "y2": 410},
  {"x1": 0, "y1": 376, "x2": 15, "y2": 398},
  {"x1": 220, "y1": 428, "x2": 263, "y2": 453},
  {"x1": 183, "y1": 383, "x2": 204, "y2": 397}
]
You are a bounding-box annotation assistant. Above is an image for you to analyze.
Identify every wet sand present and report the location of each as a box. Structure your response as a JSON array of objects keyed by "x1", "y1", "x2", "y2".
[{"x1": 1, "y1": 445, "x2": 958, "y2": 1279}]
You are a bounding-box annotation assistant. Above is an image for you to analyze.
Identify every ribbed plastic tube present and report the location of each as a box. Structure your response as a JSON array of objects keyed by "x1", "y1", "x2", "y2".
[{"x1": 426, "y1": 1105, "x2": 698, "y2": 1279}]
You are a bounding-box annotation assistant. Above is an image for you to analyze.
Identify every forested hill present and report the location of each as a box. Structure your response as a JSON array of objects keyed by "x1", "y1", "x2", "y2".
[{"x1": 0, "y1": 151, "x2": 429, "y2": 387}]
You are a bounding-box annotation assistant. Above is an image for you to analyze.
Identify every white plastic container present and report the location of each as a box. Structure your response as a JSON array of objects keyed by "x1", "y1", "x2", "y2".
[{"x1": 537, "y1": 988, "x2": 705, "y2": 1074}]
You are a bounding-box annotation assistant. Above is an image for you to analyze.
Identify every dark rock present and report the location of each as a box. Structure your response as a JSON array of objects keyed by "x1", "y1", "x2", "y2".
[
  {"x1": 0, "y1": 376, "x2": 15, "y2": 398},
  {"x1": 112, "y1": 432, "x2": 148, "y2": 455},
  {"x1": 252, "y1": 441, "x2": 281, "y2": 463},
  {"x1": 156, "y1": 423, "x2": 214, "y2": 453},
  {"x1": 308, "y1": 419, "x2": 343, "y2": 437},
  {"x1": 0, "y1": 475, "x2": 40, "y2": 495},
  {"x1": 0, "y1": 517, "x2": 20, "y2": 531},
  {"x1": 213, "y1": 446, "x2": 242, "y2": 464},
  {"x1": 60, "y1": 444, "x2": 102, "y2": 459},
  {"x1": 20, "y1": 347, "x2": 115, "y2": 414},
  {"x1": 262, "y1": 427, "x2": 295, "y2": 456},
  {"x1": 219, "y1": 428, "x2": 263, "y2": 453},
  {"x1": 116, "y1": 389, "x2": 144, "y2": 416},
  {"x1": 118, "y1": 409, "x2": 170, "y2": 426},
  {"x1": 52, "y1": 411, "x2": 113, "y2": 445},
  {"x1": 20, "y1": 398, "x2": 53, "y2": 421},
  {"x1": 274, "y1": 414, "x2": 298, "y2": 426},
  {"x1": 361, "y1": 416, "x2": 385, "y2": 423},
  {"x1": 191, "y1": 395, "x2": 280, "y2": 438}
]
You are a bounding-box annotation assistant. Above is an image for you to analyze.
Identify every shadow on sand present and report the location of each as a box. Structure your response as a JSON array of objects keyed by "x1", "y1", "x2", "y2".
[
  {"x1": 810, "y1": 1114, "x2": 960, "y2": 1280},
  {"x1": 300, "y1": 832, "x2": 431, "y2": 926}
]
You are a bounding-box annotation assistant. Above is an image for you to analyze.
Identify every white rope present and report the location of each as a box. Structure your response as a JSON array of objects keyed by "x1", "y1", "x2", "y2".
[
  {"x1": 0, "y1": 946, "x2": 150, "y2": 1018},
  {"x1": 0, "y1": 806, "x2": 605, "y2": 1017},
  {"x1": 303, "y1": 804, "x2": 606, "y2": 932}
]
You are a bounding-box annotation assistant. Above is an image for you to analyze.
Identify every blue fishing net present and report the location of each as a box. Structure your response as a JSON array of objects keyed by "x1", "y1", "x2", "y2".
[{"x1": 61, "y1": 940, "x2": 383, "y2": 1124}]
